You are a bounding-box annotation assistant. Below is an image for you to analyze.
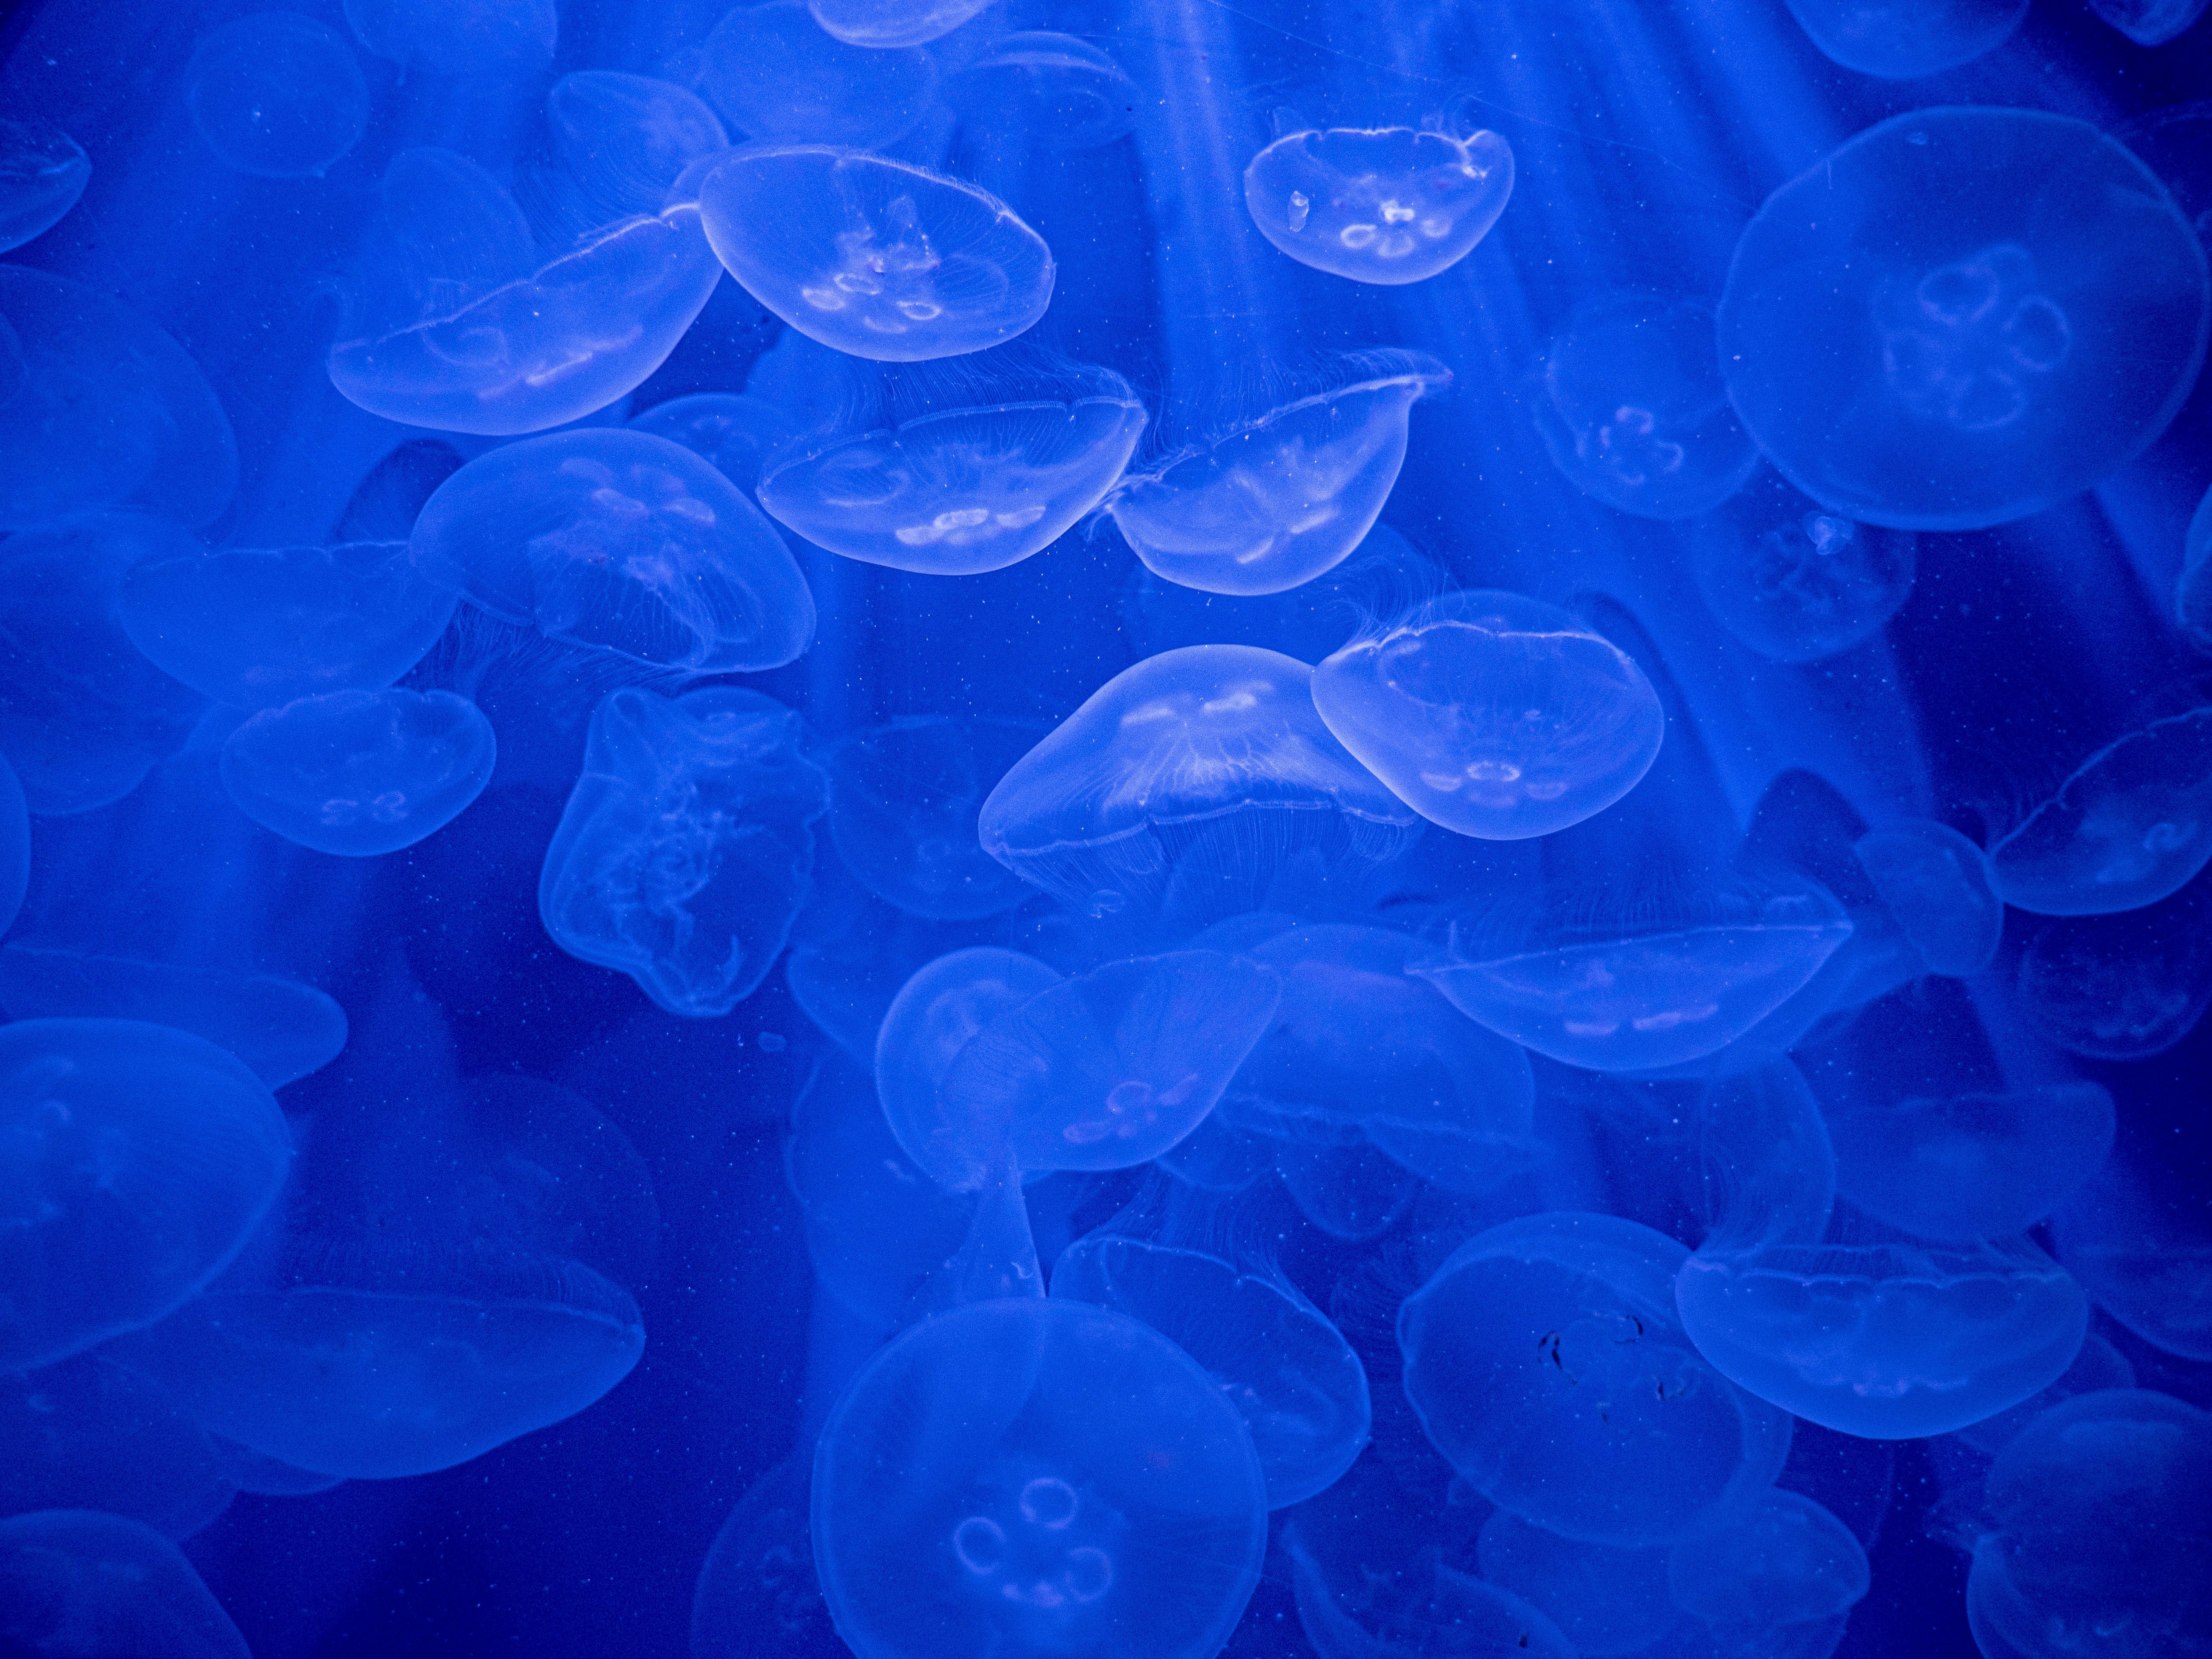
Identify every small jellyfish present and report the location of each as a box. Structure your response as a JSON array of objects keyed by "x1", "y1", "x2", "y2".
[
  {"x1": 760, "y1": 387, "x2": 1147, "y2": 576},
  {"x1": 410, "y1": 428, "x2": 817, "y2": 675},
  {"x1": 1103, "y1": 355, "x2": 1448, "y2": 597},
  {"x1": 343, "y1": 0, "x2": 558, "y2": 76},
  {"x1": 2090, "y1": 0, "x2": 2211, "y2": 44},
  {"x1": 0, "y1": 1511, "x2": 251, "y2": 1659},
  {"x1": 1852, "y1": 818, "x2": 2003, "y2": 975},
  {"x1": 2017, "y1": 873, "x2": 2212, "y2": 1059},
  {"x1": 119, "y1": 539, "x2": 459, "y2": 711},
  {"x1": 1720, "y1": 108, "x2": 2211, "y2": 530},
  {"x1": 947, "y1": 33, "x2": 1138, "y2": 152},
  {"x1": 825, "y1": 717, "x2": 1043, "y2": 920},
  {"x1": 630, "y1": 394, "x2": 800, "y2": 496},
  {"x1": 1666, "y1": 1489, "x2": 1869, "y2": 1655},
  {"x1": 698, "y1": 146, "x2": 1055, "y2": 363},
  {"x1": 697, "y1": 2, "x2": 939, "y2": 148},
  {"x1": 1782, "y1": 0, "x2": 2029, "y2": 78},
  {"x1": 219, "y1": 688, "x2": 498, "y2": 857},
  {"x1": 0, "y1": 1018, "x2": 291, "y2": 1372},
  {"x1": 0, "y1": 754, "x2": 24, "y2": 939},
  {"x1": 811, "y1": 1298, "x2": 1266, "y2": 1659},
  {"x1": 977, "y1": 645, "x2": 1420, "y2": 915},
  {"x1": 0, "y1": 1353, "x2": 232, "y2": 1540},
  {"x1": 540, "y1": 686, "x2": 830, "y2": 1018},
  {"x1": 2051, "y1": 1161, "x2": 2212, "y2": 1362},
  {"x1": 1310, "y1": 589, "x2": 1666, "y2": 840},
  {"x1": 1476, "y1": 1510, "x2": 1677, "y2": 1657},
  {"x1": 809, "y1": 0, "x2": 994, "y2": 47},
  {"x1": 1989, "y1": 702, "x2": 2212, "y2": 916},
  {"x1": 1536, "y1": 291, "x2": 1761, "y2": 521},
  {"x1": 1243, "y1": 125, "x2": 1514, "y2": 286},
  {"x1": 692, "y1": 1457, "x2": 844, "y2": 1659},
  {"x1": 2180, "y1": 482, "x2": 2212, "y2": 652},
  {"x1": 0, "y1": 116, "x2": 91, "y2": 252},
  {"x1": 185, "y1": 14, "x2": 367, "y2": 180},
  {"x1": 1691, "y1": 471, "x2": 1919, "y2": 664}
]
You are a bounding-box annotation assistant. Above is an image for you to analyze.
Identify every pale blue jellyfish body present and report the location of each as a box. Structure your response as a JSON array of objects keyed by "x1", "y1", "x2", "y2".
[
  {"x1": 1853, "y1": 818, "x2": 2004, "y2": 975},
  {"x1": 1781, "y1": 0, "x2": 2029, "y2": 78},
  {"x1": 0, "y1": 1510, "x2": 251, "y2": 1659},
  {"x1": 2017, "y1": 875, "x2": 2212, "y2": 1059},
  {"x1": 0, "y1": 1354, "x2": 233, "y2": 1540},
  {"x1": 825, "y1": 717, "x2": 1042, "y2": 920},
  {"x1": 2181, "y1": 482, "x2": 2212, "y2": 652},
  {"x1": 1666, "y1": 1490, "x2": 1870, "y2": 1655},
  {"x1": 947, "y1": 33, "x2": 1137, "y2": 151},
  {"x1": 1691, "y1": 471, "x2": 1919, "y2": 665},
  {"x1": 0, "y1": 116, "x2": 90, "y2": 252},
  {"x1": 2089, "y1": 0, "x2": 2212, "y2": 43},
  {"x1": 184, "y1": 13, "x2": 367, "y2": 180},
  {"x1": 808, "y1": 0, "x2": 994, "y2": 48},
  {"x1": 1477, "y1": 1510, "x2": 1678, "y2": 1657},
  {"x1": 631, "y1": 394, "x2": 801, "y2": 496},
  {"x1": 1242, "y1": 125, "x2": 1514, "y2": 286},
  {"x1": 696, "y1": 1, "x2": 939, "y2": 149}
]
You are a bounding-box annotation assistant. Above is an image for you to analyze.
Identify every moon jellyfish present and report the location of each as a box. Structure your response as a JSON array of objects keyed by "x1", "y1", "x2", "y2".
[
  {"x1": 540, "y1": 686, "x2": 830, "y2": 1017},
  {"x1": 809, "y1": 0, "x2": 993, "y2": 47},
  {"x1": 1051, "y1": 1233, "x2": 1370, "y2": 1508},
  {"x1": 1667, "y1": 1490, "x2": 1869, "y2": 1656},
  {"x1": 693, "y1": 1457, "x2": 844, "y2": 1659},
  {"x1": 1720, "y1": 108, "x2": 2212, "y2": 530},
  {"x1": 758, "y1": 380, "x2": 1147, "y2": 576},
  {"x1": 0, "y1": 116, "x2": 90, "y2": 251},
  {"x1": 2017, "y1": 873, "x2": 2212, "y2": 1059},
  {"x1": 0, "y1": 1018, "x2": 290, "y2": 1372},
  {"x1": 696, "y1": 3, "x2": 938, "y2": 149},
  {"x1": 343, "y1": 0, "x2": 558, "y2": 76},
  {"x1": 0, "y1": 756, "x2": 24, "y2": 938},
  {"x1": 826, "y1": 718, "x2": 1042, "y2": 919},
  {"x1": 1399, "y1": 1211, "x2": 1793, "y2": 1545},
  {"x1": 1696, "y1": 1058, "x2": 1839, "y2": 1251},
  {"x1": 0, "y1": 268, "x2": 238, "y2": 531},
  {"x1": 1535, "y1": 292, "x2": 1760, "y2": 521},
  {"x1": 875, "y1": 947, "x2": 1065, "y2": 1176},
  {"x1": 0, "y1": 1354, "x2": 233, "y2": 1540},
  {"x1": 812, "y1": 1298, "x2": 1266, "y2": 1659},
  {"x1": 1781, "y1": 0, "x2": 2029, "y2": 78},
  {"x1": 631, "y1": 393, "x2": 800, "y2": 495},
  {"x1": 184, "y1": 14, "x2": 367, "y2": 179},
  {"x1": 1690, "y1": 471, "x2": 1919, "y2": 664},
  {"x1": 119, "y1": 539, "x2": 459, "y2": 711},
  {"x1": 1242, "y1": 125, "x2": 1514, "y2": 286},
  {"x1": 1852, "y1": 819, "x2": 2003, "y2": 976},
  {"x1": 1310, "y1": 589, "x2": 1666, "y2": 839},
  {"x1": 1476, "y1": 1510, "x2": 1676, "y2": 1657},
  {"x1": 947, "y1": 34, "x2": 1138, "y2": 152},
  {"x1": 0, "y1": 1511, "x2": 251, "y2": 1659},
  {"x1": 2090, "y1": 0, "x2": 2211, "y2": 43},
  {"x1": 218, "y1": 688, "x2": 498, "y2": 857},
  {"x1": 1951, "y1": 1330, "x2": 2136, "y2": 1458},
  {"x1": 1674, "y1": 1232, "x2": 2089, "y2": 1439},
  {"x1": 410, "y1": 429, "x2": 817, "y2": 674},
  {"x1": 2051, "y1": 1162, "x2": 2212, "y2": 1362},
  {"x1": 1103, "y1": 354, "x2": 1448, "y2": 597},
  {"x1": 698, "y1": 147, "x2": 1054, "y2": 363},
  {"x1": 1988, "y1": 701, "x2": 2212, "y2": 916}
]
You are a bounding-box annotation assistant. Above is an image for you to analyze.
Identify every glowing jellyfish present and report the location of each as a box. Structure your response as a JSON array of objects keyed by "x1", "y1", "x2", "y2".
[
  {"x1": 343, "y1": 0, "x2": 558, "y2": 76},
  {"x1": 699, "y1": 146, "x2": 1054, "y2": 363},
  {"x1": 119, "y1": 539, "x2": 458, "y2": 710},
  {"x1": 2017, "y1": 874, "x2": 2212, "y2": 1059},
  {"x1": 540, "y1": 686, "x2": 830, "y2": 1018},
  {"x1": 1667, "y1": 1490, "x2": 1869, "y2": 1656},
  {"x1": 826, "y1": 718, "x2": 1042, "y2": 919},
  {"x1": 692, "y1": 1457, "x2": 844, "y2": 1659},
  {"x1": 0, "y1": 1018, "x2": 290, "y2": 1372},
  {"x1": 410, "y1": 428, "x2": 816, "y2": 674},
  {"x1": 0, "y1": 756, "x2": 23, "y2": 939},
  {"x1": 759, "y1": 386, "x2": 1147, "y2": 575},
  {"x1": 0, "y1": 268, "x2": 238, "y2": 531},
  {"x1": 631, "y1": 394, "x2": 800, "y2": 495},
  {"x1": 0, "y1": 1511, "x2": 251, "y2": 1659},
  {"x1": 2090, "y1": 0, "x2": 2211, "y2": 43},
  {"x1": 1242, "y1": 125, "x2": 1513, "y2": 286},
  {"x1": 1951, "y1": 1330, "x2": 2136, "y2": 1458},
  {"x1": 812, "y1": 1298, "x2": 1266, "y2": 1659},
  {"x1": 809, "y1": 0, "x2": 994, "y2": 47},
  {"x1": 1720, "y1": 108, "x2": 2211, "y2": 531},
  {"x1": 1476, "y1": 1511, "x2": 1676, "y2": 1658},
  {"x1": 977, "y1": 645, "x2": 1420, "y2": 915},
  {"x1": 0, "y1": 116, "x2": 90, "y2": 252},
  {"x1": 875, "y1": 947, "x2": 1065, "y2": 1178},
  {"x1": 2181, "y1": 483, "x2": 2212, "y2": 652},
  {"x1": 1311, "y1": 589, "x2": 1665, "y2": 839},
  {"x1": 2051, "y1": 1162, "x2": 2212, "y2": 1362},
  {"x1": 1696, "y1": 1058, "x2": 1839, "y2": 1251},
  {"x1": 1853, "y1": 818, "x2": 2003, "y2": 975},
  {"x1": 1103, "y1": 355, "x2": 1448, "y2": 597},
  {"x1": 1691, "y1": 471, "x2": 1919, "y2": 664},
  {"x1": 218, "y1": 688, "x2": 498, "y2": 857},
  {"x1": 185, "y1": 14, "x2": 367, "y2": 179},
  {"x1": 1051, "y1": 1234, "x2": 1371, "y2": 1508},
  {"x1": 947, "y1": 33, "x2": 1138, "y2": 151},
  {"x1": 1989, "y1": 702, "x2": 2212, "y2": 916},
  {"x1": 1674, "y1": 1233, "x2": 2089, "y2": 1439},
  {"x1": 1782, "y1": 0, "x2": 2029, "y2": 78},
  {"x1": 1536, "y1": 292, "x2": 1761, "y2": 521},
  {"x1": 697, "y1": 2, "x2": 938, "y2": 148}
]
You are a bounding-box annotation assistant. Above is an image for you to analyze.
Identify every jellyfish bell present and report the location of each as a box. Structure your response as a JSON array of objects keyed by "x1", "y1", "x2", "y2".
[
  {"x1": 0, "y1": 116, "x2": 91, "y2": 253},
  {"x1": 696, "y1": 1, "x2": 937, "y2": 150},
  {"x1": 1781, "y1": 0, "x2": 2029, "y2": 79},
  {"x1": 630, "y1": 394, "x2": 800, "y2": 496},
  {"x1": 185, "y1": 12, "x2": 368, "y2": 180},
  {"x1": 1690, "y1": 470, "x2": 1919, "y2": 666},
  {"x1": 1243, "y1": 124, "x2": 1514, "y2": 286},
  {"x1": 808, "y1": 0, "x2": 995, "y2": 48},
  {"x1": 826, "y1": 717, "x2": 1046, "y2": 920},
  {"x1": 948, "y1": 33, "x2": 1138, "y2": 152},
  {"x1": 343, "y1": 0, "x2": 558, "y2": 76}
]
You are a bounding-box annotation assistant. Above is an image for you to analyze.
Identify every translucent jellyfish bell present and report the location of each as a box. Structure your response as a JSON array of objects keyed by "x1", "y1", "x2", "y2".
[
  {"x1": 698, "y1": 3, "x2": 939, "y2": 148},
  {"x1": 185, "y1": 13, "x2": 368, "y2": 179},
  {"x1": 1667, "y1": 1489, "x2": 1869, "y2": 1656},
  {"x1": 2090, "y1": 0, "x2": 2212, "y2": 43},
  {"x1": 812, "y1": 1298, "x2": 1266, "y2": 1659},
  {"x1": 1242, "y1": 125, "x2": 1513, "y2": 286},
  {"x1": 809, "y1": 0, "x2": 995, "y2": 47},
  {"x1": 2050, "y1": 1161, "x2": 2212, "y2": 1362},
  {"x1": 343, "y1": 0, "x2": 558, "y2": 76},
  {"x1": 1476, "y1": 1510, "x2": 1676, "y2": 1658},
  {"x1": 1103, "y1": 355, "x2": 1449, "y2": 597},
  {"x1": 0, "y1": 116, "x2": 91, "y2": 252},
  {"x1": 2017, "y1": 873, "x2": 2212, "y2": 1060},
  {"x1": 1720, "y1": 108, "x2": 2212, "y2": 531},
  {"x1": 948, "y1": 34, "x2": 1138, "y2": 152},
  {"x1": 1311, "y1": 589, "x2": 1665, "y2": 840},
  {"x1": 692, "y1": 1457, "x2": 843, "y2": 1659},
  {"x1": 825, "y1": 717, "x2": 1043, "y2": 920},
  {"x1": 1853, "y1": 818, "x2": 2004, "y2": 975},
  {"x1": 0, "y1": 1353, "x2": 234, "y2": 1539},
  {"x1": 698, "y1": 146, "x2": 1055, "y2": 363},
  {"x1": 630, "y1": 393, "x2": 800, "y2": 495},
  {"x1": 0, "y1": 1511, "x2": 251, "y2": 1659},
  {"x1": 1781, "y1": 0, "x2": 2029, "y2": 78},
  {"x1": 1690, "y1": 471, "x2": 1919, "y2": 665}
]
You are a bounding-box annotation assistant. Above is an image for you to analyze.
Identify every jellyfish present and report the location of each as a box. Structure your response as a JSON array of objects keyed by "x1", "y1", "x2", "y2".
[
  {"x1": 0, "y1": 1353, "x2": 233, "y2": 1540},
  {"x1": 824, "y1": 717, "x2": 1045, "y2": 920},
  {"x1": 785, "y1": 864, "x2": 1009, "y2": 1061},
  {"x1": 1666, "y1": 1490, "x2": 1869, "y2": 1656},
  {"x1": 1720, "y1": 108, "x2": 2211, "y2": 531},
  {"x1": 0, "y1": 1018, "x2": 291, "y2": 1372},
  {"x1": 2090, "y1": 0, "x2": 2211, "y2": 44},
  {"x1": 0, "y1": 268, "x2": 238, "y2": 532},
  {"x1": 0, "y1": 755, "x2": 24, "y2": 939},
  {"x1": 1242, "y1": 124, "x2": 1513, "y2": 286},
  {"x1": 218, "y1": 688, "x2": 498, "y2": 858},
  {"x1": 119, "y1": 539, "x2": 459, "y2": 711},
  {"x1": 1781, "y1": 0, "x2": 2029, "y2": 78},
  {"x1": 540, "y1": 686, "x2": 830, "y2": 1018},
  {"x1": 1310, "y1": 589, "x2": 1666, "y2": 840},
  {"x1": 1535, "y1": 292, "x2": 1760, "y2": 522},
  {"x1": 1852, "y1": 818, "x2": 2003, "y2": 976},
  {"x1": 1695, "y1": 1058, "x2": 1839, "y2": 1252},
  {"x1": 696, "y1": 2, "x2": 938, "y2": 149},
  {"x1": 1476, "y1": 1510, "x2": 1677, "y2": 1657},
  {"x1": 1951, "y1": 1330, "x2": 2136, "y2": 1458},
  {"x1": 1103, "y1": 354, "x2": 1449, "y2": 597},
  {"x1": 1690, "y1": 471, "x2": 1919, "y2": 665},
  {"x1": 809, "y1": 0, "x2": 994, "y2": 47},
  {"x1": 946, "y1": 33, "x2": 1138, "y2": 151},
  {"x1": 1988, "y1": 701, "x2": 2212, "y2": 916},
  {"x1": 977, "y1": 645, "x2": 1420, "y2": 916},
  {"x1": 2051, "y1": 1161, "x2": 2212, "y2": 1362},
  {"x1": 692, "y1": 1456, "x2": 844, "y2": 1659},
  {"x1": 0, "y1": 116, "x2": 90, "y2": 252},
  {"x1": 331, "y1": 437, "x2": 466, "y2": 544},
  {"x1": 1399, "y1": 1211, "x2": 1794, "y2": 1545},
  {"x1": 185, "y1": 14, "x2": 367, "y2": 179},
  {"x1": 811, "y1": 1298, "x2": 1266, "y2": 1659},
  {"x1": 631, "y1": 394, "x2": 801, "y2": 496},
  {"x1": 0, "y1": 1511, "x2": 251, "y2": 1659},
  {"x1": 1051, "y1": 1233, "x2": 1371, "y2": 1508},
  {"x1": 343, "y1": 0, "x2": 558, "y2": 76},
  {"x1": 2181, "y1": 483, "x2": 2212, "y2": 652},
  {"x1": 1289, "y1": 1540, "x2": 1579, "y2": 1659},
  {"x1": 2017, "y1": 871, "x2": 2212, "y2": 1059},
  {"x1": 410, "y1": 428, "x2": 817, "y2": 675},
  {"x1": 759, "y1": 383, "x2": 1147, "y2": 576}
]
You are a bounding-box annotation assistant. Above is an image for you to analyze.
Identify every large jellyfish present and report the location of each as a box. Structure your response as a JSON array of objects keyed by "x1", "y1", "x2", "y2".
[
  {"x1": 824, "y1": 717, "x2": 1043, "y2": 920},
  {"x1": 0, "y1": 1353, "x2": 233, "y2": 1540},
  {"x1": 695, "y1": 2, "x2": 938, "y2": 150},
  {"x1": 1476, "y1": 1510, "x2": 1676, "y2": 1657},
  {"x1": 1242, "y1": 124, "x2": 1514, "y2": 286},
  {"x1": 1719, "y1": 108, "x2": 2211, "y2": 530},
  {"x1": 0, "y1": 116, "x2": 91, "y2": 252},
  {"x1": 811, "y1": 1298, "x2": 1267, "y2": 1659},
  {"x1": 343, "y1": 0, "x2": 558, "y2": 76},
  {"x1": 1690, "y1": 470, "x2": 1919, "y2": 665},
  {"x1": 1667, "y1": 1489, "x2": 1870, "y2": 1657},
  {"x1": 2051, "y1": 1161, "x2": 2212, "y2": 1362},
  {"x1": 692, "y1": 1457, "x2": 844, "y2": 1659},
  {"x1": 1781, "y1": 0, "x2": 2029, "y2": 78},
  {"x1": 184, "y1": 13, "x2": 367, "y2": 180},
  {"x1": 1852, "y1": 818, "x2": 2004, "y2": 976},
  {"x1": 0, "y1": 1510, "x2": 251, "y2": 1659}
]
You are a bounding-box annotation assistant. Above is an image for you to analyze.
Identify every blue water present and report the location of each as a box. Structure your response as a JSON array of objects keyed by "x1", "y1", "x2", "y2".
[{"x1": 2, "y1": 0, "x2": 2209, "y2": 1655}]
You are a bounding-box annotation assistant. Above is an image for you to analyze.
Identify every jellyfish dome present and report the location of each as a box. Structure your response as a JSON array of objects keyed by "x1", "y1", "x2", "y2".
[
  {"x1": 0, "y1": 115, "x2": 91, "y2": 252},
  {"x1": 2180, "y1": 483, "x2": 2212, "y2": 654},
  {"x1": 0, "y1": 1510, "x2": 251, "y2": 1659},
  {"x1": 697, "y1": 146, "x2": 1054, "y2": 363},
  {"x1": 947, "y1": 34, "x2": 1138, "y2": 151},
  {"x1": 1720, "y1": 107, "x2": 2212, "y2": 531},
  {"x1": 1243, "y1": 125, "x2": 1514, "y2": 286},
  {"x1": 825, "y1": 717, "x2": 1043, "y2": 920},
  {"x1": 630, "y1": 393, "x2": 800, "y2": 496},
  {"x1": 812, "y1": 1297, "x2": 1267, "y2": 1659},
  {"x1": 809, "y1": 0, "x2": 994, "y2": 47},
  {"x1": 1311, "y1": 589, "x2": 1666, "y2": 839},
  {"x1": 1782, "y1": 0, "x2": 2029, "y2": 79},
  {"x1": 1852, "y1": 818, "x2": 2003, "y2": 975},
  {"x1": 1666, "y1": 1489, "x2": 1870, "y2": 1654},
  {"x1": 2090, "y1": 0, "x2": 2212, "y2": 44},
  {"x1": 0, "y1": 755, "x2": 26, "y2": 938},
  {"x1": 343, "y1": 0, "x2": 558, "y2": 76},
  {"x1": 697, "y1": 3, "x2": 939, "y2": 150},
  {"x1": 1691, "y1": 470, "x2": 1919, "y2": 665},
  {"x1": 184, "y1": 13, "x2": 367, "y2": 180},
  {"x1": 977, "y1": 645, "x2": 1420, "y2": 914}
]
